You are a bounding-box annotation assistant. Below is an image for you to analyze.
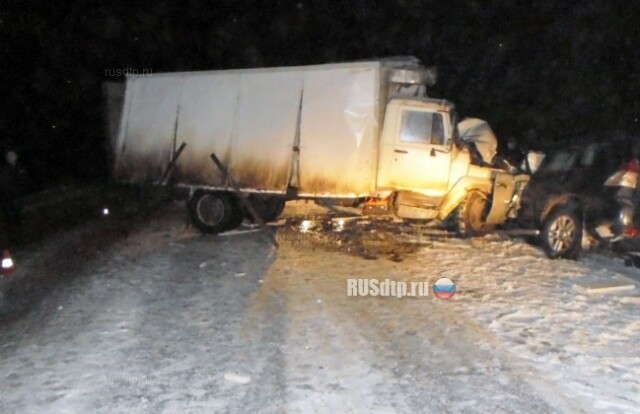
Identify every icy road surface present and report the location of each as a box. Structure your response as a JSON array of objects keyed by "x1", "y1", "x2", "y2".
[{"x1": 0, "y1": 201, "x2": 638, "y2": 413}]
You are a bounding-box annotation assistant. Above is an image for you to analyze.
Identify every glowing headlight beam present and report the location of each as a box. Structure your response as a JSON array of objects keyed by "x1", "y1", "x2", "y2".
[{"x1": 2, "y1": 250, "x2": 15, "y2": 273}]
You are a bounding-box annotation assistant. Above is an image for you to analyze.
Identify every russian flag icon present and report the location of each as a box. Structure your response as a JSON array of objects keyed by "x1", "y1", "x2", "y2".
[{"x1": 433, "y1": 277, "x2": 456, "y2": 300}]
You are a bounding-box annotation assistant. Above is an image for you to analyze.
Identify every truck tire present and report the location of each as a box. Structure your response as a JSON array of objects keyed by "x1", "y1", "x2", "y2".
[
  {"x1": 244, "y1": 196, "x2": 286, "y2": 223},
  {"x1": 540, "y1": 206, "x2": 583, "y2": 259},
  {"x1": 263, "y1": 198, "x2": 286, "y2": 222},
  {"x1": 456, "y1": 191, "x2": 495, "y2": 237},
  {"x1": 188, "y1": 190, "x2": 242, "y2": 233}
]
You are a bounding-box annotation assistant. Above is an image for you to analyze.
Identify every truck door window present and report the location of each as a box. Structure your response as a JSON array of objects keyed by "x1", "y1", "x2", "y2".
[
  {"x1": 431, "y1": 113, "x2": 445, "y2": 145},
  {"x1": 399, "y1": 110, "x2": 445, "y2": 145}
]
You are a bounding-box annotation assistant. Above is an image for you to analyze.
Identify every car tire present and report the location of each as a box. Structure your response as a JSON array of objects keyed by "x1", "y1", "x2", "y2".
[
  {"x1": 188, "y1": 190, "x2": 241, "y2": 233},
  {"x1": 540, "y1": 206, "x2": 583, "y2": 259}
]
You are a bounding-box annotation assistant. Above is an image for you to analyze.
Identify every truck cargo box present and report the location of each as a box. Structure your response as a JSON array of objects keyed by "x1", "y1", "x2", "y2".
[{"x1": 114, "y1": 60, "x2": 418, "y2": 197}]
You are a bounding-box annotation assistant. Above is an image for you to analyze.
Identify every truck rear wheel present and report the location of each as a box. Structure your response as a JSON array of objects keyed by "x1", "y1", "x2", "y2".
[
  {"x1": 188, "y1": 190, "x2": 242, "y2": 233},
  {"x1": 456, "y1": 191, "x2": 495, "y2": 237}
]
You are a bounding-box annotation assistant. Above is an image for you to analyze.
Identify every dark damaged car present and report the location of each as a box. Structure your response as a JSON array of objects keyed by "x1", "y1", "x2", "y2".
[{"x1": 517, "y1": 140, "x2": 639, "y2": 259}]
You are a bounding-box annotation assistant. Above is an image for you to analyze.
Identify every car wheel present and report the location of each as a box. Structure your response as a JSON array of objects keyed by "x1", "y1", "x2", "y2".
[
  {"x1": 188, "y1": 190, "x2": 241, "y2": 233},
  {"x1": 540, "y1": 206, "x2": 583, "y2": 259}
]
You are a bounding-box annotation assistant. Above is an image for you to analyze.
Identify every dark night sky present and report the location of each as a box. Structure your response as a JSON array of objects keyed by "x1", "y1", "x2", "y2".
[{"x1": 1, "y1": 0, "x2": 639, "y2": 187}]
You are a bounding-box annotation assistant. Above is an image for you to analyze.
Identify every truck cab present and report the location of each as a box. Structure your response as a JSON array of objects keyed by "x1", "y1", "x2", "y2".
[
  {"x1": 375, "y1": 93, "x2": 528, "y2": 233},
  {"x1": 377, "y1": 98, "x2": 462, "y2": 198}
]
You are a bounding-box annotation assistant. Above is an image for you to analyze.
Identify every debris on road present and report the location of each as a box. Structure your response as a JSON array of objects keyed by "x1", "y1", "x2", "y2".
[
  {"x1": 219, "y1": 228, "x2": 262, "y2": 237},
  {"x1": 575, "y1": 280, "x2": 636, "y2": 294},
  {"x1": 267, "y1": 218, "x2": 287, "y2": 227},
  {"x1": 277, "y1": 215, "x2": 431, "y2": 261},
  {"x1": 619, "y1": 295, "x2": 640, "y2": 304},
  {"x1": 223, "y1": 372, "x2": 252, "y2": 385}
]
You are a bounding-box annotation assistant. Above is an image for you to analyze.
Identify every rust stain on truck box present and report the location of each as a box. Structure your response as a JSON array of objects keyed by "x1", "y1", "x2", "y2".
[
  {"x1": 170, "y1": 155, "x2": 290, "y2": 191},
  {"x1": 117, "y1": 141, "x2": 291, "y2": 192},
  {"x1": 300, "y1": 174, "x2": 371, "y2": 196},
  {"x1": 227, "y1": 156, "x2": 291, "y2": 191}
]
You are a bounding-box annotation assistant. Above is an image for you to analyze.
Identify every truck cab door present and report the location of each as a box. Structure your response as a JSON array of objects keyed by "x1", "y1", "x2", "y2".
[{"x1": 377, "y1": 104, "x2": 453, "y2": 197}]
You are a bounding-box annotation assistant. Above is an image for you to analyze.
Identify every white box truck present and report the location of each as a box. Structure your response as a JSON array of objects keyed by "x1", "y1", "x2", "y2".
[{"x1": 113, "y1": 57, "x2": 529, "y2": 234}]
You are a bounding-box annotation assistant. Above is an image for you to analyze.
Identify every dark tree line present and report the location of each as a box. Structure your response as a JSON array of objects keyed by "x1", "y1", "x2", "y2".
[{"x1": 1, "y1": 0, "x2": 639, "y2": 186}]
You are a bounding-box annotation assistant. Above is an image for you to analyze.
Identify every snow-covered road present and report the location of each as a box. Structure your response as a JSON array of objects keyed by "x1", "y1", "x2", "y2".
[{"x1": 0, "y1": 201, "x2": 638, "y2": 413}]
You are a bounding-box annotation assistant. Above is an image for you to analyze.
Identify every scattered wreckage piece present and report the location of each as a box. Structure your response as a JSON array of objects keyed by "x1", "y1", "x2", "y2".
[
  {"x1": 575, "y1": 280, "x2": 636, "y2": 294},
  {"x1": 619, "y1": 295, "x2": 640, "y2": 304}
]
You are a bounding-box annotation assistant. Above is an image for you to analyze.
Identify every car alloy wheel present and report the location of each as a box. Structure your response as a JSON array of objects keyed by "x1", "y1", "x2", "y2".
[
  {"x1": 547, "y1": 214, "x2": 577, "y2": 253},
  {"x1": 540, "y1": 205, "x2": 583, "y2": 260}
]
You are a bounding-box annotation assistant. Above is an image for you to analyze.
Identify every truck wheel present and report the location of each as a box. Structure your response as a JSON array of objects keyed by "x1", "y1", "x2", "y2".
[
  {"x1": 540, "y1": 206, "x2": 583, "y2": 259},
  {"x1": 265, "y1": 199, "x2": 286, "y2": 221},
  {"x1": 244, "y1": 196, "x2": 286, "y2": 223},
  {"x1": 457, "y1": 191, "x2": 495, "y2": 237},
  {"x1": 188, "y1": 190, "x2": 241, "y2": 233}
]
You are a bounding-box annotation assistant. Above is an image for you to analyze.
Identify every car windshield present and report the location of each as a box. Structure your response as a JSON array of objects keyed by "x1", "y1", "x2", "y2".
[{"x1": 538, "y1": 150, "x2": 579, "y2": 173}]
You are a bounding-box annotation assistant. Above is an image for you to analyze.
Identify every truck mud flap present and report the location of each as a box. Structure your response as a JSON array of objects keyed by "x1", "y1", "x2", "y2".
[{"x1": 210, "y1": 153, "x2": 279, "y2": 248}]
